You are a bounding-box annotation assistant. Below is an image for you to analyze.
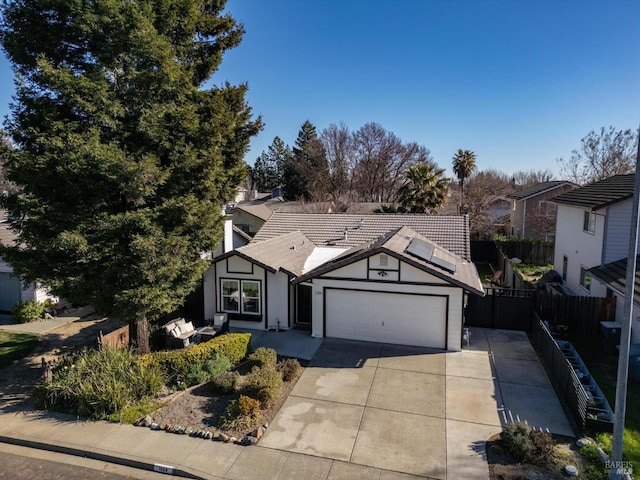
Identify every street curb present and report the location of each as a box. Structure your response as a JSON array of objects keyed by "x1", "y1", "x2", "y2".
[{"x1": 0, "y1": 434, "x2": 207, "y2": 480}]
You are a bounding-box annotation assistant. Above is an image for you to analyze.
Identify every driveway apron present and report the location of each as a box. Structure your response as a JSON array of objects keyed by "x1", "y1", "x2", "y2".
[{"x1": 261, "y1": 330, "x2": 574, "y2": 479}]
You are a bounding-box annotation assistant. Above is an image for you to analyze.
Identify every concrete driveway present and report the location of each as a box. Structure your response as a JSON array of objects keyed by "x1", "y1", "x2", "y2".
[{"x1": 260, "y1": 328, "x2": 574, "y2": 479}]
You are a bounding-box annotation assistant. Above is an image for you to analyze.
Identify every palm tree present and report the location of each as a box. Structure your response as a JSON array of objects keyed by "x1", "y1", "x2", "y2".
[
  {"x1": 452, "y1": 149, "x2": 477, "y2": 213},
  {"x1": 397, "y1": 162, "x2": 449, "y2": 213}
]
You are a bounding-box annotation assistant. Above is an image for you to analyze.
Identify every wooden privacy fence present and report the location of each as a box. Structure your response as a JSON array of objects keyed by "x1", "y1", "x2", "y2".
[
  {"x1": 534, "y1": 289, "x2": 616, "y2": 338},
  {"x1": 530, "y1": 316, "x2": 613, "y2": 433},
  {"x1": 495, "y1": 240, "x2": 554, "y2": 265},
  {"x1": 465, "y1": 288, "x2": 535, "y2": 330},
  {"x1": 97, "y1": 325, "x2": 129, "y2": 349},
  {"x1": 466, "y1": 287, "x2": 616, "y2": 336}
]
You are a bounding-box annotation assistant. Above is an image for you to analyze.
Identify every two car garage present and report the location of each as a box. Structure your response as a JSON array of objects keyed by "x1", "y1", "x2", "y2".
[{"x1": 324, "y1": 289, "x2": 449, "y2": 350}]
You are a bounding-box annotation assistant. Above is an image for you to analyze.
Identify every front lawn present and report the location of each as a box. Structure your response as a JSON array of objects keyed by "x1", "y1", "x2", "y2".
[
  {"x1": 570, "y1": 335, "x2": 640, "y2": 473},
  {"x1": 0, "y1": 330, "x2": 39, "y2": 368}
]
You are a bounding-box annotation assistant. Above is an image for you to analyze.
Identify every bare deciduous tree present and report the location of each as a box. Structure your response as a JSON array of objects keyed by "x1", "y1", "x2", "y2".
[
  {"x1": 511, "y1": 169, "x2": 555, "y2": 186},
  {"x1": 557, "y1": 126, "x2": 638, "y2": 185}
]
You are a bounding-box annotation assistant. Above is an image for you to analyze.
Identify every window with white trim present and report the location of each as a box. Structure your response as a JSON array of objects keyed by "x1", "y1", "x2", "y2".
[
  {"x1": 221, "y1": 279, "x2": 261, "y2": 315},
  {"x1": 583, "y1": 211, "x2": 595, "y2": 234},
  {"x1": 579, "y1": 267, "x2": 591, "y2": 292},
  {"x1": 222, "y1": 279, "x2": 240, "y2": 312}
]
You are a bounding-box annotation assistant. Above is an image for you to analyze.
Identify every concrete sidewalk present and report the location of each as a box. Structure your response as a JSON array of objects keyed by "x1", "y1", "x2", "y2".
[
  {"x1": 0, "y1": 410, "x2": 423, "y2": 480},
  {"x1": 0, "y1": 306, "x2": 96, "y2": 335}
]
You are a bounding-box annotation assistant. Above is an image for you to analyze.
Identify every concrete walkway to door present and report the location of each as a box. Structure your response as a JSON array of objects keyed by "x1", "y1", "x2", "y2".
[{"x1": 260, "y1": 327, "x2": 574, "y2": 479}]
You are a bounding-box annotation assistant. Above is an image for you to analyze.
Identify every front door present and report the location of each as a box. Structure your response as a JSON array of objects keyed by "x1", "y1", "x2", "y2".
[{"x1": 296, "y1": 284, "x2": 312, "y2": 327}]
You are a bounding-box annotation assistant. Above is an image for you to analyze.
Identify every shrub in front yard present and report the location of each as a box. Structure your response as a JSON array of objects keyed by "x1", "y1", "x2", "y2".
[
  {"x1": 277, "y1": 358, "x2": 301, "y2": 382},
  {"x1": 138, "y1": 332, "x2": 251, "y2": 386},
  {"x1": 183, "y1": 355, "x2": 232, "y2": 388},
  {"x1": 12, "y1": 299, "x2": 51, "y2": 324},
  {"x1": 218, "y1": 395, "x2": 262, "y2": 431},
  {"x1": 210, "y1": 371, "x2": 240, "y2": 395},
  {"x1": 35, "y1": 347, "x2": 163, "y2": 419},
  {"x1": 502, "y1": 422, "x2": 555, "y2": 464},
  {"x1": 247, "y1": 347, "x2": 277, "y2": 369},
  {"x1": 240, "y1": 365, "x2": 283, "y2": 406}
]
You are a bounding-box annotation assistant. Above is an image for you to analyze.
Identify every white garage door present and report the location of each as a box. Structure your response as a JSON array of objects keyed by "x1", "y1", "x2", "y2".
[
  {"x1": 325, "y1": 289, "x2": 447, "y2": 349},
  {"x1": 0, "y1": 272, "x2": 22, "y2": 312}
]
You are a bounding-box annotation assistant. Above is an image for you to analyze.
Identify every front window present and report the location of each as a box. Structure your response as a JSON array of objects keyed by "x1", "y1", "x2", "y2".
[
  {"x1": 222, "y1": 280, "x2": 239, "y2": 312},
  {"x1": 242, "y1": 281, "x2": 261, "y2": 314},
  {"x1": 221, "y1": 279, "x2": 261, "y2": 315},
  {"x1": 583, "y1": 211, "x2": 595, "y2": 234},
  {"x1": 580, "y1": 267, "x2": 591, "y2": 292}
]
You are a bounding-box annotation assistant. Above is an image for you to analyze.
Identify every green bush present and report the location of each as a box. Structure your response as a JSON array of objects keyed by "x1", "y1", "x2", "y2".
[
  {"x1": 12, "y1": 299, "x2": 49, "y2": 323},
  {"x1": 501, "y1": 422, "x2": 555, "y2": 464},
  {"x1": 138, "y1": 333, "x2": 251, "y2": 386},
  {"x1": 580, "y1": 444, "x2": 609, "y2": 480},
  {"x1": 277, "y1": 358, "x2": 302, "y2": 382},
  {"x1": 218, "y1": 395, "x2": 261, "y2": 431},
  {"x1": 184, "y1": 356, "x2": 232, "y2": 388},
  {"x1": 210, "y1": 371, "x2": 240, "y2": 395},
  {"x1": 247, "y1": 347, "x2": 277, "y2": 369},
  {"x1": 108, "y1": 398, "x2": 163, "y2": 424},
  {"x1": 35, "y1": 347, "x2": 164, "y2": 419},
  {"x1": 241, "y1": 365, "x2": 283, "y2": 406}
]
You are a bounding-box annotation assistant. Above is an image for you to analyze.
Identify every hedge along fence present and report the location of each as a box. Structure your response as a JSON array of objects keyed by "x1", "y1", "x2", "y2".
[{"x1": 138, "y1": 333, "x2": 251, "y2": 385}]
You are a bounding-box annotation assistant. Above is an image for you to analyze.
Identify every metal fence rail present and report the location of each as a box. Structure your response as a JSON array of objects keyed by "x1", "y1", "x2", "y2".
[{"x1": 530, "y1": 315, "x2": 613, "y2": 433}]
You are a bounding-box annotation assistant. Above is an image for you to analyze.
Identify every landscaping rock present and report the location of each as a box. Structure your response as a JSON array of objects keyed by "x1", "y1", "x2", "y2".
[
  {"x1": 204, "y1": 432, "x2": 212, "y2": 440},
  {"x1": 213, "y1": 432, "x2": 220, "y2": 441},
  {"x1": 150, "y1": 423, "x2": 160, "y2": 430},
  {"x1": 142, "y1": 415, "x2": 153, "y2": 427},
  {"x1": 230, "y1": 437, "x2": 237, "y2": 444},
  {"x1": 564, "y1": 465, "x2": 578, "y2": 477},
  {"x1": 253, "y1": 426, "x2": 264, "y2": 440},
  {"x1": 243, "y1": 435, "x2": 258, "y2": 446},
  {"x1": 185, "y1": 427, "x2": 194, "y2": 436},
  {"x1": 576, "y1": 438, "x2": 590, "y2": 448},
  {"x1": 218, "y1": 433, "x2": 229, "y2": 442},
  {"x1": 158, "y1": 423, "x2": 166, "y2": 431}
]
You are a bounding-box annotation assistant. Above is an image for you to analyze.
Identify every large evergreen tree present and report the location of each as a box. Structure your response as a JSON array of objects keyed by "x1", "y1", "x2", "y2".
[
  {"x1": 251, "y1": 136, "x2": 289, "y2": 192},
  {"x1": 0, "y1": 0, "x2": 262, "y2": 352},
  {"x1": 283, "y1": 120, "x2": 329, "y2": 200}
]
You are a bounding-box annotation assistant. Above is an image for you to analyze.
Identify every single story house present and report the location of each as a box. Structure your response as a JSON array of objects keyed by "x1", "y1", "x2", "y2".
[
  {"x1": 203, "y1": 213, "x2": 484, "y2": 351},
  {"x1": 0, "y1": 219, "x2": 57, "y2": 312}
]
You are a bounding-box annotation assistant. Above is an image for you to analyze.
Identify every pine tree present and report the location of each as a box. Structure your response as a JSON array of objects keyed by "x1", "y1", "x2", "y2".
[
  {"x1": 251, "y1": 136, "x2": 290, "y2": 191},
  {"x1": 0, "y1": 0, "x2": 262, "y2": 352},
  {"x1": 283, "y1": 121, "x2": 329, "y2": 200}
]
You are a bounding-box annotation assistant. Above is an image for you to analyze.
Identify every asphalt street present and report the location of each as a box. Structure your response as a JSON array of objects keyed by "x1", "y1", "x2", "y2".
[{"x1": 0, "y1": 443, "x2": 170, "y2": 480}]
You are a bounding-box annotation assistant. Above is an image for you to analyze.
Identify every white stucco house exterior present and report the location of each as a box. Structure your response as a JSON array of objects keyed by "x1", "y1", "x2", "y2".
[
  {"x1": 550, "y1": 174, "x2": 640, "y2": 342},
  {"x1": 203, "y1": 213, "x2": 484, "y2": 351}
]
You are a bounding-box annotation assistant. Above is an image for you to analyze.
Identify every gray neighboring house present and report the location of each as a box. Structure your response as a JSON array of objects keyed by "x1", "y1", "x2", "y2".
[
  {"x1": 0, "y1": 218, "x2": 57, "y2": 312},
  {"x1": 203, "y1": 213, "x2": 484, "y2": 351},
  {"x1": 508, "y1": 181, "x2": 576, "y2": 240}
]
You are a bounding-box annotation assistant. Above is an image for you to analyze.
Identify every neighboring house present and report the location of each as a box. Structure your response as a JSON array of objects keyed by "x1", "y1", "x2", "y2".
[
  {"x1": 230, "y1": 203, "x2": 274, "y2": 237},
  {"x1": 508, "y1": 181, "x2": 576, "y2": 240},
  {"x1": 203, "y1": 213, "x2": 484, "y2": 351},
  {"x1": 0, "y1": 220, "x2": 57, "y2": 312},
  {"x1": 550, "y1": 174, "x2": 640, "y2": 342}
]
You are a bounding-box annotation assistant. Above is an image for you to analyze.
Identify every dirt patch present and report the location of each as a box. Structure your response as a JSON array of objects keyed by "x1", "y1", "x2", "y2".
[
  {"x1": 149, "y1": 362, "x2": 302, "y2": 440},
  {"x1": 487, "y1": 432, "x2": 595, "y2": 480}
]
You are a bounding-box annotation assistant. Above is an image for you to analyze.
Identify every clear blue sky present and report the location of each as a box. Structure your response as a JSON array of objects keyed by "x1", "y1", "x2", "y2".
[{"x1": 1, "y1": 0, "x2": 639, "y2": 178}]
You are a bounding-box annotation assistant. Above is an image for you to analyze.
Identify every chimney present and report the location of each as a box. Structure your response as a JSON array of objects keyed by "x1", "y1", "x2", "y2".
[{"x1": 224, "y1": 219, "x2": 233, "y2": 253}]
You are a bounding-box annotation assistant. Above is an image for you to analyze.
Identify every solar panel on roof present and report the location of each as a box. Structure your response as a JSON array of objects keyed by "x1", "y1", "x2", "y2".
[{"x1": 406, "y1": 238, "x2": 456, "y2": 274}]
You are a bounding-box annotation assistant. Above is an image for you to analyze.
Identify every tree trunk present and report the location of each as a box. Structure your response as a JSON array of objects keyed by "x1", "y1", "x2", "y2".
[{"x1": 130, "y1": 314, "x2": 150, "y2": 354}]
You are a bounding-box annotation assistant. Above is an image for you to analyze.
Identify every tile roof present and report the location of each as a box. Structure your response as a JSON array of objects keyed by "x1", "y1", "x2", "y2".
[
  {"x1": 231, "y1": 203, "x2": 274, "y2": 221},
  {"x1": 507, "y1": 181, "x2": 576, "y2": 201},
  {"x1": 222, "y1": 231, "x2": 317, "y2": 277},
  {"x1": 252, "y1": 212, "x2": 471, "y2": 260},
  {"x1": 589, "y1": 256, "x2": 640, "y2": 305},
  {"x1": 549, "y1": 174, "x2": 635, "y2": 211},
  {"x1": 294, "y1": 226, "x2": 484, "y2": 295}
]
